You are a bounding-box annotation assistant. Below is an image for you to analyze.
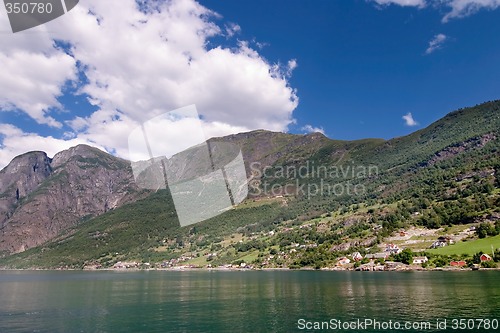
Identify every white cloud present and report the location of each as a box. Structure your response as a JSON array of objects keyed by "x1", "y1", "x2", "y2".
[
  {"x1": 225, "y1": 23, "x2": 241, "y2": 37},
  {"x1": 402, "y1": 112, "x2": 418, "y2": 126},
  {"x1": 255, "y1": 41, "x2": 269, "y2": 50},
  {"x1": 425, "y1": 33, "x2": 447, "y2": 54},
  {"x1": 301, "y1": 124, "x2": 325, "y2": 135},
  {"x1": 66, "y1": 116, "x2": 89, "y2": 132},
  {"x1": 49, "y1": 0, "x2": 298, "y2": 128},
  {"x1": 0, "y1": 124, "x2": 101, "y2": 167},
  {"x1": 0, "y1": 50, "x2": 76, "y2": 128},
  {"x1": 0, "y1": 0, "x2": 299, "y2": 169},
  {"x1": 286, "y1": 59, "x2": 298, "y2": 77},
  {"x1": 372, "y1": 0, "x2": 427, "y2": 8},
  {"x1": 442, "y1": 0, "x2": 500, "y2": 22},
  {"x1": 0, "y1": 10, "x2": 77, "y2": 128},
  {"x1": 371, "y1": 0, "x2": 500, "y2": 20}
]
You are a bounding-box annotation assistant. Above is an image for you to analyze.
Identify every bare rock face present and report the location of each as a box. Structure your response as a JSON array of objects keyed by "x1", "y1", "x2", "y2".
[
  {"x1": 0, "y1": 151, "x2": 52, "y2": 197},
  {"x1": 0, "y1": 145, "x2": 144, "y2": 254},
  {"x1": 0, "y1": 151, "x2": 52, "y2": 231}
]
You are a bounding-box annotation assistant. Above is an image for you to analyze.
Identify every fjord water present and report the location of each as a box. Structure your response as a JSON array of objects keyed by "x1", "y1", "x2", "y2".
[{"x1": 0, "y1": 271, "x2": 499, "y2": 333}]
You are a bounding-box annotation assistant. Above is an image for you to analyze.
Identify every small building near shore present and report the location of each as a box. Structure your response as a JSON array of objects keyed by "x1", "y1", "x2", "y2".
[
  {"x1": 412, "y1": 256, "x2": 429, "y2": 265},
  {"x1": 351, "y1": 252, "x2": 363, "y2": 261},
  {"x1": 364, "y1": 253, "x2": 389, "y2": 260},
  {"x1": 450, "y1": 260, "x2": 467, "y2": 267},
  {"x1": 430, "y1": 236, "x2": 454, "y2": 249},
  {"x1": 480, "y1": 254, "x2": 493, "y2": 262},
  {"x1": 337, "y1": 257, "x2": 351, "y2": 266}
]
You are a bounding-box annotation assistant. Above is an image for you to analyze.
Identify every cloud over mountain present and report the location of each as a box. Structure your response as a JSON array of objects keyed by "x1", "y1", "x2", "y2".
[{"x1": 0, "y1": 0, "x2": 298, "y2": 169}]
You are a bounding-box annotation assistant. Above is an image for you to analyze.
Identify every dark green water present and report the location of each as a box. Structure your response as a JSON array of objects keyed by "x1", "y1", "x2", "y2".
[{"x1": 0, "y1": 270, "x2": 499, "y2": 332}]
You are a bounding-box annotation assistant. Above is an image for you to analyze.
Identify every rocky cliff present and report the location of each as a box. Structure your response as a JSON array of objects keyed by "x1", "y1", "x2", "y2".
[{"x1": 0, "y1": 145, "x2": 145, "y2": 254}]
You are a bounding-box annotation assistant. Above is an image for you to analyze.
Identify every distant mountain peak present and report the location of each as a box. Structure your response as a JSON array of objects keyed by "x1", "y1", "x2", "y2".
[{"x1": 2, "y1": 150, "x2": 51, "y2": 174}]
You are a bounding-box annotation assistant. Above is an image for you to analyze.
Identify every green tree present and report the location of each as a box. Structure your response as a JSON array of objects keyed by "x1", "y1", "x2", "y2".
[
  {"x1": 494, "y1": 249, "x2": 500, "y2": 263},
  {"x1": 476, "y1": 223, "x2": 498, "y2": 239},
  {"x1": 481, "y1": 261, "x2": 497, "y2": 269},
  {"x1": 472, "y1": 252, "x2": 484, "y2": 265},
  {"x1": 394, "y1": 248, "x2": 413, "y2": 265},
  {"x1": 433, "y1": 257, "x2": 448, "y2": 268}
]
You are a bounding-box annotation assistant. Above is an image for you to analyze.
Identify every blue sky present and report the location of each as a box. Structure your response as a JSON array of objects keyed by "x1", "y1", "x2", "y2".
[
  {"x1": 200, "y1": 0, "x2": 500, "y2": 139},
  {"x1": 0, "y1": 0, "x2": 499, "y2": 167}
]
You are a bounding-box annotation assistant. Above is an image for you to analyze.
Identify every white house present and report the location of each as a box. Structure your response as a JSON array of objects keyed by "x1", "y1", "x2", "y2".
[
  {"x1": 412, "y1": 256, "x2": 429, "y2": 265},
  {"x1": 337, "y1": 257, "x2": 351, "y2": 266},
  {"x1": 365, "y1": 253, "x2": 389, "y2": 260},
  {"x1": 385, "y1": 243, "x2": 402, "y2": 254},
  {"x1": 351, "y1": 252, "x2": 363, "y2": 261}
]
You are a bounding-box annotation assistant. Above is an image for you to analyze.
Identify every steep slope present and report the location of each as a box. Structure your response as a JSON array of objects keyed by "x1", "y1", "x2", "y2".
[
  {"x1": 365, "y1": 100, "x2": 500, "y2": 170},
  {"x1": 0, "y1": 145, "x2": 146, "y2": 254},
  {"x1": 211, "y1": 130, "x2": 385, "y2": 173},
  {"x1": 0, "y1": 151, "x2": 53, "y2": 237}
]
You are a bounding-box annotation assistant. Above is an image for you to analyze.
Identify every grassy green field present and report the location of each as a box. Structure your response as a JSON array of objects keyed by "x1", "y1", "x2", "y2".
[
  {"x1": 237, "y1": 251, "x2": 260, "y2": 264},
  {"x1": 429, "y1": 235, "x2": 500, "y2": 256},
  {"x1": 184, "y1": 256, "x2": 209, "y2": 266}
]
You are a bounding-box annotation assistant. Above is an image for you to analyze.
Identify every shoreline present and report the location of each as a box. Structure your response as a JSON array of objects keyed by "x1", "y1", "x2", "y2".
[{"x1": 1, "y1": 266, "x2": 499, "y2": 272}]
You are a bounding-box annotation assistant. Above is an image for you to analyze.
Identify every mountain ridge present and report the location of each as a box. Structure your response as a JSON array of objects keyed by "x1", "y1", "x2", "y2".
[
  {"x1": 0, "y1": 144, "x2": 147, "y2": 254},
  {"x1": 0, "y1": 100, "x2": 499, "y2": 262}
]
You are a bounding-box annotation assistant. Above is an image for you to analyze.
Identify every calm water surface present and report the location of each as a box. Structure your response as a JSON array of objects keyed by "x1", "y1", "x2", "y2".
[{"x1": 0, "y1": 270, "x2": 499, "y2": 332}]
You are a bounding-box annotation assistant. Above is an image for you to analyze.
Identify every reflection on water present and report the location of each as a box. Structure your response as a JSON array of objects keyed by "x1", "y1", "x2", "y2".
[{"x1": 0, "y1": 270, "x2": 499, "y2": 332}]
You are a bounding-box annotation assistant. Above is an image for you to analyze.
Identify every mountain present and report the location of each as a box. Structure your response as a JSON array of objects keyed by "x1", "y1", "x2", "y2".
[
  {"x1": 0, "y1": 100, "x2": 499, "y2": 268},
  {"x1": 0, "y1": 145, "x2": 146, "y2": 254},
  {"x1": 364, "y1": 100, "x2": 500, "y2": 170}
]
